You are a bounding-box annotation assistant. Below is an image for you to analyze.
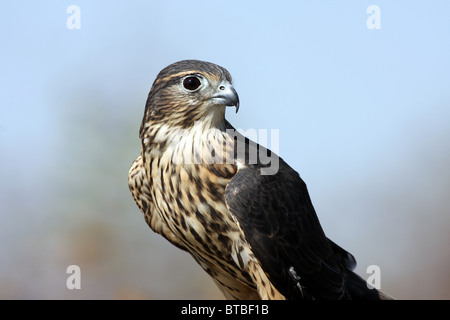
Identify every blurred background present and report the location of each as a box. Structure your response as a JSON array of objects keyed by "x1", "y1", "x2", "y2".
[{"x1": 1, "y1": 1, "x2": 449, "y2": 299}]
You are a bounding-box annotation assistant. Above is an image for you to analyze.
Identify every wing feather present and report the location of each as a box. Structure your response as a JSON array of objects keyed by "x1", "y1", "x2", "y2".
[{"x1": 224, "y1": 129, "x2": 348, "y2": 299}]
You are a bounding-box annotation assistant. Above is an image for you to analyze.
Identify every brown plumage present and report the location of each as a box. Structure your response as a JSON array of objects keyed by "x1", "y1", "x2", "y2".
[{"x1": 128, "y1": 60, "x2": 391, "y2": 300}]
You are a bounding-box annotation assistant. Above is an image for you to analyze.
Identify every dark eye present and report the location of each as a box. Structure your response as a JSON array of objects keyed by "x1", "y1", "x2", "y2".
[{"x1": 183, "y1": 76, "x2": 201, "y2": 91}]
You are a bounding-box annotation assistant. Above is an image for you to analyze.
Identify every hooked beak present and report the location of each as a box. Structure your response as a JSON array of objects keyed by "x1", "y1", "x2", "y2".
[{"x1": 212, "y1": 81, "x2": 240, "y2": 113}]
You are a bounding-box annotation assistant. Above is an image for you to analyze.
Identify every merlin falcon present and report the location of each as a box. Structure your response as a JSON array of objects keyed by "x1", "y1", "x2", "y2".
[{"x1": 128, "y1": 60, "x2": 389, "y2": 300}]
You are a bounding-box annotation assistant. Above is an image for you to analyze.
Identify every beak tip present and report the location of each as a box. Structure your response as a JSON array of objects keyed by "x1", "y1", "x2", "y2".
[{"x1": 214, "y1": 83, "x2": 240, "y2": 113}]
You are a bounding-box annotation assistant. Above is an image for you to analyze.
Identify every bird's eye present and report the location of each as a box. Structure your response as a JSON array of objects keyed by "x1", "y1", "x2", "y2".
[{"x1": 183, "y1": 76, "x2": 202, "y2": 91}]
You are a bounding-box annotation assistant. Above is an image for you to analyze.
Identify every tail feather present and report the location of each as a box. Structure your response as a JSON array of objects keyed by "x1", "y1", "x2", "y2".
[
  {"x1": 346, "y1": 270, "x2": 387, "y2": 300},
  {"x1": 328, "y1": 239, "x2": 394, "y2": 300}
]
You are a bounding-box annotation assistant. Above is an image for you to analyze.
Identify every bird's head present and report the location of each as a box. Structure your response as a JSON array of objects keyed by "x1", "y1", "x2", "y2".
[{"x1": 140, "y1": 60, "x2": 239, "y2": 137}]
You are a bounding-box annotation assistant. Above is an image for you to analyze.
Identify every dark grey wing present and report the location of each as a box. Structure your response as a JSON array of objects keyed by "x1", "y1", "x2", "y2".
[
  {"x1": 225, "y1": 160, "x2": 350, "y2": 299},
  {"x1": 223, "y1": 125, "x2": 352, "y2": 299}
]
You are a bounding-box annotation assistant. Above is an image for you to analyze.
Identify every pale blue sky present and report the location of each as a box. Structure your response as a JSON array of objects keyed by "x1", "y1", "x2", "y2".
[
  {"x1": 2, "y1": 1, "x2": 449, "y2": 171},
  {"x1": 1, "y1": 1, "x2": 449, "y2": 298}
]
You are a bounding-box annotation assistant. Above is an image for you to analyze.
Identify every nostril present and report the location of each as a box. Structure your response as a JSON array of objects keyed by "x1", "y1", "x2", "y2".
[{"x1": 219, "y1": 86, "x2": 225, "y2": 90}]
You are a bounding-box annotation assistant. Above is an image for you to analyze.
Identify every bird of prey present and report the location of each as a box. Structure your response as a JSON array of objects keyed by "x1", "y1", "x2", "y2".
[{"x1": 128, "y1": 60, "x2": 390, "y2": 300}]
